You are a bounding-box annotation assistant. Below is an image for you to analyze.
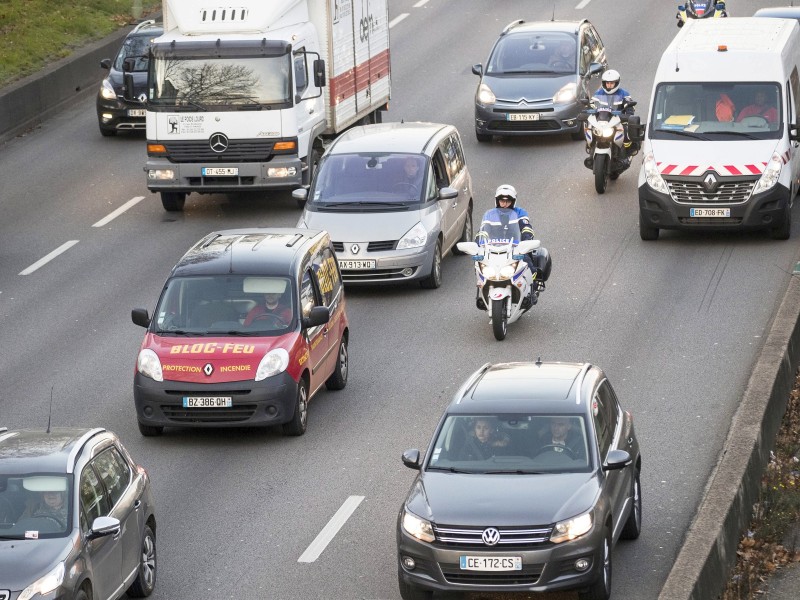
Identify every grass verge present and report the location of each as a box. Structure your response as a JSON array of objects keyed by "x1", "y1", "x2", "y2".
[
  {"x1": 0, "y1": 0, "x2": 160, "y2": 87},
  {"x1": 722, "y1": 370, "x2": 800, "y2": 598}
]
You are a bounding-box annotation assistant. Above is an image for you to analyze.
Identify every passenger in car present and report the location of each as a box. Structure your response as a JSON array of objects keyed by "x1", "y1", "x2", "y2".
[{"x1": 456, "y1": 417, "x2": 511, "y2": 460}]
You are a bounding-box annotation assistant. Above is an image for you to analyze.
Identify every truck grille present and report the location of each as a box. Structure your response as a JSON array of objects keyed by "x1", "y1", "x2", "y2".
[
  {"x1": 666, "y1": 179, "x2": 756, "y2": 204},
  {"x1": 433, "y1": 524, "x2": 553, "y2": 548},
  {"x1": 163, "y1": 140, "x2": 276, "y2": 162}
]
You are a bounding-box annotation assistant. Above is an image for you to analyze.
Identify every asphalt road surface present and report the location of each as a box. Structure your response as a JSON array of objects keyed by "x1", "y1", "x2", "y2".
[{"x1": 1, "y1": 1, "x2": 798, "y2": 598}]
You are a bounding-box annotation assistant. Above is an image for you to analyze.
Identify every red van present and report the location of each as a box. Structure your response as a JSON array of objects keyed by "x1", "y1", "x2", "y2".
[{"x1": 131, "y1": 228, "x2": 349, "y2": 437}]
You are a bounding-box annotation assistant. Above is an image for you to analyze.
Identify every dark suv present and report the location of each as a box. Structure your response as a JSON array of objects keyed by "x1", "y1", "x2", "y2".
[
  {"x1": 0, "y1": 427, "x2": 157, "y2": 600},
  {"x1": 397, "y1": 360, "x2": 642, "y2": 600},
  {"x1": 96, "y1": 20, "x2": 162, "y2": 136},
  {"x1": 472, "y1": 19, "x2": 608, "y2": 142}
]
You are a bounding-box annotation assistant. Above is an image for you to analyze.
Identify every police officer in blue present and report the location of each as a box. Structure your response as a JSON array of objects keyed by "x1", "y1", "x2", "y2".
[{"x1": 592, "y1": 69, "x2": 639, "y2": 160}]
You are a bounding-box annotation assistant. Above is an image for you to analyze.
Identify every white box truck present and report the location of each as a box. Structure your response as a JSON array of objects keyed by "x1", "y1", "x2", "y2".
[
  {"x1": 136, "y1": 0, "x2": 391, "y2": 211},
  {"x1": 637, "y1": 17, "x2": 800, "y2": 240}
]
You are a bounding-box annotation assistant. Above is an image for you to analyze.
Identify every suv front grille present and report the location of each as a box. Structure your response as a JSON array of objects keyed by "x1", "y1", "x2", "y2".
[
  {"x1": 433, "y1": 524, "x2": 553, "y2": 548},
  {"x1": 163, "y1": 140, "x2": 276, "y2": 162},
  {"x1": 666, "y1": 179, "x2": 757, "y2": 204},
  {"x1": 440, "y1": 561, "x2": 544, "y2": 585}
]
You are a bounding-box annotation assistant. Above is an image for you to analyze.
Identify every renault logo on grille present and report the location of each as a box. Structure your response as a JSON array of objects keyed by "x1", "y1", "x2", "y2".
[
  {"x1": 203, "y1": 363, "x2": 214, "y2": 376},
  {"x1": 350, "y1": 244, "x2": 360, "y2": 254},
  {"x1": 209, "y1": 133, "x2": 229, "y2": 153},
  {"x1": 138, "y1": 93, "x2": 147, "y2": 103},
  {"x1": 482, "y1": 527, "x2": 501, "y2": 546},
  {"x1": 703, "y1": 172, "x2": 718, "y2": 192}
]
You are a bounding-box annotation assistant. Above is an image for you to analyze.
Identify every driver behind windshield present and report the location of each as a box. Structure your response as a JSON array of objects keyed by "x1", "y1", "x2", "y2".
[{"x1": 244, "y1": 279, "x2": 293, "y2": 327}]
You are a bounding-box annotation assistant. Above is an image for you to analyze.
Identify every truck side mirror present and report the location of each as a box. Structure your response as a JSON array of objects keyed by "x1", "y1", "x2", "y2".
[{"x1": 313, "y1": 59, "x2": 326, "y2": 88}]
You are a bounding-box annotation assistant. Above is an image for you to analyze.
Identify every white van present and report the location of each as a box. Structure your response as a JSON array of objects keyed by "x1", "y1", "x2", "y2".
[{"x1": 637, "y1": 17, "x2": 800, "y2": 240}]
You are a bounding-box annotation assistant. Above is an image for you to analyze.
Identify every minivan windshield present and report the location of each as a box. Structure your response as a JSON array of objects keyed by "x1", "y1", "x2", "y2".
[
  {"x1": 650, "y1": 82, "x2": 782, "y2": 140},
  {"x1": 0, "y1": 474, "x2": 72, "y2": 539},
  {"x1": 154, "y1": 275, "x2": 296, "y2": 336},
  {"x1": 308, "y1": 153, "x2": 428, "y2": 207},
  {"x1": 488, "y1": 32, "x2": 577, "y2": 75},
  {"x1": 427, "y1": 414, "x2": 591, "y2": 474}
]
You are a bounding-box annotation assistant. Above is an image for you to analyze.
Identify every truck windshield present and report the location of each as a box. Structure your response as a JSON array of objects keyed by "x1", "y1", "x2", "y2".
[
  {"x1": 650, "y1": 82, "x2": 782, "y2": 140},
  {"x1": 149, "y1": 54, "x2": 291, "y2": 107}
]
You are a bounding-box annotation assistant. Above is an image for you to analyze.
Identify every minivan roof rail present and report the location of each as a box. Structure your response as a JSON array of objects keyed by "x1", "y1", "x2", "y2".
[
  {"x1": 502, "y1": 19, "x2": 524, "y2": 35},
  {"x1": 132, "y1": 19, "x2": 158, "y2": 34}
]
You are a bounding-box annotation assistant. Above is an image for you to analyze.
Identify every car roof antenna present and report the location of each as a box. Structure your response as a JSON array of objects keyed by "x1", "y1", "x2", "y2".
[
  {"x1": 535, "y1": 356, "x2": 543, "y2": 366},
  {"x1": 551, "y1": 3, "x2": 555, "y2": 21},
  {"x1": 46, "y1": 385, "x2": 55, "y2": 434}
]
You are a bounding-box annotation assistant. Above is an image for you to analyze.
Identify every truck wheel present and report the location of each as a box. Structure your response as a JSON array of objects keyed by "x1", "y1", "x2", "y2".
[
  {"x1": 639, "y1": 214, "x2": 659, "y2": 241},
  {"x1": 770, "y1": 206, "x2": 791, "y2": 240},
  {"x1": 593, "y1": 154, "x2": 609, "y2": 194},
  {"x1": 161, "y1": 192, "x2": 186, "y2": 212}
]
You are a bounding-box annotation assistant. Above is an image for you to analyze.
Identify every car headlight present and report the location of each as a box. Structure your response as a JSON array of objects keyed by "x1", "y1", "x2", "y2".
[
  {"x1": 402, "y1": 509, "x2": 435, "y2": 543},
  {"x1": 553, "y1": 82, "x2": 577, "y2": 104},
  {"x1": 752, "y1": 152, "x2": 783, "y2": 195},
  {"x1": 100, "y1": 79, "x2": 118, "y2": 101},
  {"x1": 550, "y1": 512, "x2": 593, "y2": 544},
  {"x1": 476, "y1": 82, "x2": 496, "y2": 106},
  {"x1": 255, "y1": 348, "x2": 289, "y2": 381},
  {"x1": 137, "y1": 349, "x2": 163, "y2": 382},
  {"x1": 397, "y1": 222, "x2": 428, "y2": 250},
  {"x1": 19, "y1": 562, "x2": 65, "y2": 600},
  {"x1": 643, "y1": 152, "x2": 669, "y2": 195}
]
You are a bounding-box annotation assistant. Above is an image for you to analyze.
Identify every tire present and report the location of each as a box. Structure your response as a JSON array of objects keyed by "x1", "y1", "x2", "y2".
[
  {"x1": 398, "y1": 572, "x2": 433, "y2": 600},
  {"x1": 127, "y1": 525, "x2": 157, "y2": 597},
  {"x1": 302, "y1": 148, "x2": 322, "y2": 188},
  {"x1": 138, "y1": 422, "x2": 163, "y2": 437},
  {"x1": 160, "y1": 192, "x2": 186, "y2": 212},
  {"x1": 491, "y1": 298, "x2": 507, "y2": 341},
  {"x1": 578, "y1": 529, "x2": 612, "y2": 600},
  {"x1": 770, "y1": 205, "x2": 791, "y2": 240},
  {"x1": 419, "y1": 240, "x2": 442, "y2": 289},
  {"x1": 593, "y1": 154, "x2": 609, "y2": 194},
  {"x1": 74, "y1": 589, "x2": 89, "y2": 600},
  {"x1": 451, "y1": 205, "x2": 473, "y2": 254},
  {"x1": 620, "y1": 469, "x2": 642, "y2": 540},
  {"x1": 325, "y1": 336, "x2": 348, "y2": 391},
  {"x1": 282, "y1": 378, "x2": 308, "y2": 436},
  {"x1": 639, "y1": 215, "x2": 659, "y2": 241},
  {"x1": 570, "y1": 130, "x2": 585, "y2": 141},
  {"x1": 476, "y1": 130, "x2": 492, "y2": 143},
  {"x1": 99, "y1": 127, "x2": 117, "y2": 137}
]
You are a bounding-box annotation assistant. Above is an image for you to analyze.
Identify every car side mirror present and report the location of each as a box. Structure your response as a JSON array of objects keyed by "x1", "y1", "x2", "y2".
[
  {"x1": 587, "y1": 62, "x2": 604, "y2": 77},
  {"x1": 456, "y1": 241, "x2": 480, "y2": 255},
  {"x1": 100, "y1": 58, "x2": 112, "y2": 70},
  {"x1": 313, "y1": 58, "x2": 326, "y2": 88},
  {"x1": 402, "y1": 449, "x2": 422, "y2": 470},
  {"x1": 87, "y1": 516, "x2": 121, "y2": 540},
  {"x1": 438, "y1": 186, "x2": 458, "y2": 200},
  {"x1": 790, "y1": 124, "x2": 800, "y2": 142},
  {"x1": 603, "y1": 449, "x2": 632, "y2": 471},
  {"x1": 292, "y1": 188, "x2": 308, "y2": 201},
  {"x1": 302, "y1": 306, "x2": 329, "y2": 329},
  {"x1": 471, "y1": 63, "x2": 483, "y2": 77},
  {"x1": 132, "y1": 308, "x2": 151, "y2": 328}
]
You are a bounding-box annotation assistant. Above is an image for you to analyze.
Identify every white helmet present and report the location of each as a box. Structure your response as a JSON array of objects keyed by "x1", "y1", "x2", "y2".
[
  {"x1": 601, "y1": 69, "x2": 621, "y2": 94},
  {"x1": 495, "y1": 184, "x2": 517, "y2": 208}
]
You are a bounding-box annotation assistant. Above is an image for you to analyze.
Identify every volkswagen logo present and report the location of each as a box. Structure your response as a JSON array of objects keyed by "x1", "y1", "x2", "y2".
[
  {"x1": 482, "y1": 527, "x2": 501, "y2": 546},
  {"x1": 703, "y1": 172, "x2": 718, "y2": 192},
  {"x1": 209, "y1": 133, "x2": 229, "y2": 154},
  {"x1": 350, "y1": 243, "x2": 360, "y2": 254},
  {"x1": 203, "y1": 363, "x2": 214, "y2": 376}
]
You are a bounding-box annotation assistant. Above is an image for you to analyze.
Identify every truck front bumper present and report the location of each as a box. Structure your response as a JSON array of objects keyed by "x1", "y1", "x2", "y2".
[{"x1": 145, "y1": 156, "x2": 303, "y2": 193}]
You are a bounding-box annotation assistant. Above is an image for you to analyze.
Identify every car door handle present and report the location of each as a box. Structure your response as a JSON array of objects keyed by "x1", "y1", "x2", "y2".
[
  {"x1": 134, "y1": 500, "x2": 142, "y2": 510},
  {"x1": 452, "y1": 202, "x2": 458, "y2": 209}
]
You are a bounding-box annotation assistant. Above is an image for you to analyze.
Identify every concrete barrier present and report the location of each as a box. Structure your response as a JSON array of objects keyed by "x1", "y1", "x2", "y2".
[
  {"x1": 0, "y1": 26, "x2": 136, "y2": 143},
  {"x1": 659, "y1": 275, "x2": 800, "y2": 599}
]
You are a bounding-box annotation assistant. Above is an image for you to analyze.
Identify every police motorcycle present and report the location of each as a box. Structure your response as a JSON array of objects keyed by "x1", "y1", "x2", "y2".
[
  {"x1": 577, "y1": 96, "x2": 642, "y2": 194},
  {"x1": 676, "y1": 1, "x2": 728, "y2": 27},
  {"x1": 456, "y1": 208, "x2": 550, "y2": 341}
]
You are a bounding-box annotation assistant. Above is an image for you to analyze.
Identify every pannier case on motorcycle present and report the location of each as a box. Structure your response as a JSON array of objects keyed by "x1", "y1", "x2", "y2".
[{"x1": 637, "y1": 17, "x2": 800, "y2": 241}]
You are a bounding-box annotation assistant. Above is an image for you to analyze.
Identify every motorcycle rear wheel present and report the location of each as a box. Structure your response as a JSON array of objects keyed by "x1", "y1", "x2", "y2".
[
  {"x1": 492, "y1": 298, "x2": 507, "y2": 341},
  {"x1": 594, "y1": 154, "x2": 609, "y2": 194}
]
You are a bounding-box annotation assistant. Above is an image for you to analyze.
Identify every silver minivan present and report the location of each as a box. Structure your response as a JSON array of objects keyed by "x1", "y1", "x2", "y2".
[{"x1": 294, "y1": 122, "x2": 473, "y2": 288}]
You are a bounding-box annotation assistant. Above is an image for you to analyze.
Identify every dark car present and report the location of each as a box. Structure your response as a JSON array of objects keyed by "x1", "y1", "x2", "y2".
[
  {"x1": 0, "y1": 427, "x2": 157, "y2": 600},
  {"x1": 396, "y1": 360, "x2": 642, "y2": 600},
  {"x1": 132, "y1": 228, "x2": 350, "y2": 437},
  {"x1": 472, "y1": 19, "x2": 608, "y2": 142},
  {"x1": 96, "y1": 20, "x2": 162, "y2": 137}
]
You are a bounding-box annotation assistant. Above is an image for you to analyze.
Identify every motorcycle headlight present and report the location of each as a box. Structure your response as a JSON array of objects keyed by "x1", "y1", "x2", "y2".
[
  {"x1": 99, "y1": 78, "x2": 118, "y2": 101},
  {"x1": 255, "y1": 348, "x2": 290, "y2": 381},
  {"x1": 397, "y1": 222, "x2": 428, "y2": 250},
  {"x1": 137, "y1": 349, "x2": 163, "y2": 382},
  {"x1": 480, "y1": 263, "x2": 497, "y2": 279},
  {"x1": 592, "y1": 125, "x2": 615, "y2": 139},
  {"x1": 476, "y1": 82, "x2": 496, "y2": 106},
  {"x1": 402, "y1": 510, "x2": 435, "y2": 543},
  {"x1": 550, "y1": 512, "x2": 593, "y2": 544},
  {"x1": 19, "y1": 562, "x2": 65, "y2": 600},
  {"x1": 499, "y1": 264, "x2": 517, "y2": 278},
  {"x1": 553, "y1": 82, "x2": 577, "y2": 104},
  {"x1": 643, "y1": 152, "x2": 669, "y2": 195},
  {"x1": 752, "y1": 152, "x2": 783, "y2": 195}
]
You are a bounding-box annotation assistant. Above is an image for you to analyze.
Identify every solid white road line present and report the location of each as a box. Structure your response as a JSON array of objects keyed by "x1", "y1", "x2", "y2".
[
  {"x1": 19, "y1": 241, "x2": 80, "y2": 276},
  {"x1": 413, "y1": 0, "x2": 429, "y2": 7},
  {"x1": 389, "y1": 13, "x2": 409, "y2": 28},
  {"x1": 92, "y1": 196, "x2": 145, "y2": 228},
  {"x1": 576, "y1": 0, "x2": 592, "y2": 8},
  {"x1": 297, "y1": 495, "x2": 365, "y2": 563}
]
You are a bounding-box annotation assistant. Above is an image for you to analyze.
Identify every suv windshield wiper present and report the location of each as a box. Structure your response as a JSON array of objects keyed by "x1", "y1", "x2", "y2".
[
  {"x1": 502, "y1": 70, "x2": 554, "y2": 75},
  {"x1": 483, "y1": 469, "x2": 548, "y2": 474},
  {"x1": 656, "y1": 129, "x2": 708, "y2": 140},
  {"x1": 702, "y1": 130, "x2": 763, "y2": 140},
  {"x1": 323, "y1": 201, "x2": 409, "y2": 208},
  {"x1": 426, "y1": 466, "x2": 475, "y2": 474}
]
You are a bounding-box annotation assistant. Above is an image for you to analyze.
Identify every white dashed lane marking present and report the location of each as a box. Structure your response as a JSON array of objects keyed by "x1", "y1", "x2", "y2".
[
  {"x1": 92, "y1": 196, "x2": 145, "y2": 228},
  {"x1": 19, "y1": 241, "x2": 80, "y2": 275},
  {"x1": 298, "y1": 495, "x2": 365, "y2": 563}
]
